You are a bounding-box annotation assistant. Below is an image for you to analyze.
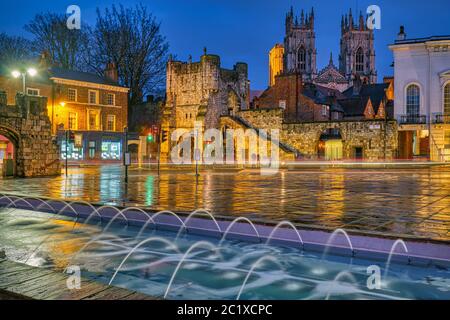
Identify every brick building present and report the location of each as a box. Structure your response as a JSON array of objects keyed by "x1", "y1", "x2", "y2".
[{"x1": 0, "y1": 61, "x2": 129, "y2": 163}]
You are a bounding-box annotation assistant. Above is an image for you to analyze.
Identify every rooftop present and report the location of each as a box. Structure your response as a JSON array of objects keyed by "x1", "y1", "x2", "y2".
[
  {"x1": 49, "y1": 67, "x2": 126, "y2": 88},
  {"x1": 393, "y1": 35, "x2": 450, "y2": 45}
]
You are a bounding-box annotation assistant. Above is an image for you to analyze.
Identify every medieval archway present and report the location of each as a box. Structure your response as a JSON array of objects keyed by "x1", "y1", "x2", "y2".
[
  {"x1": 318, "y1": 128, "x2": 343, "y2": 161},
  {"x1": 0, "y1": 126, "x2": 19, "y2": 177}
]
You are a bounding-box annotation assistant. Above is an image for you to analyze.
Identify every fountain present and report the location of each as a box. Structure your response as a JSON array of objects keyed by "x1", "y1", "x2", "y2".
[
  {"x1": 236, "y1": 256, "x2": 283, "y2": 300},
  {"x1": 219, "y1": 217, "x2": 262, "y2": 246},
  {"x1": 136, "y1": 217, "x2": 157, "y2": 238},
  {"x1": 4, "y1": 196, "x2": 36, "y2": 211},
  {"x1": 0, "y1": 194, "x2": 447, "y2": 300},
  {"x1": 325, "y1": 271, "x2": 359, "y2": 300},
  {"x1": 384, "y1": 239, "x2": 409, "y2": 279},
  {"x1": 175, "y1": 209, "x2": 222, "y2": 240},
  {"x1": 264, "y1": 221, "x2": 304, "y2": 249},
  {"x1": 63, "y1": 234, "x2": 131, "y2": 273},
  {"x1": 164, "y1": 241, "x2": 222, "y2": 299},
  {"x1": 55, "y1": 200, "x2": 101, "y2": 221},
  {"x1": 321, "y1": 228, "x2": 354, "y2": 259},
  {"x1": 151, "y1": 210, "x2": 187, "y2": 230},
  {"x1": 109, "y1": 237, "x2": 181, "y2": 285}
]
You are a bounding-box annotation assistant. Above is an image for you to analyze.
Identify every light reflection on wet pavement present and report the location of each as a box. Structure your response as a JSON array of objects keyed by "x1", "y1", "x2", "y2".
[{"x1": 0, "y1": 165, "x2": 449, "y2": 241}]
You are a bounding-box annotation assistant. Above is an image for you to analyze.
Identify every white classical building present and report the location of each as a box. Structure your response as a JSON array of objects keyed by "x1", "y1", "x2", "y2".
[{"x1": 389, "y1": 27, "x2": 450, "y2": 161}]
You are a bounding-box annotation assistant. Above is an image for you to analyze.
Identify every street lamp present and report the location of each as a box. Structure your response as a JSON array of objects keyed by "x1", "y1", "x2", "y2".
[{"x1": 11, "y1": 68, "x2": 38, "y2": 94}]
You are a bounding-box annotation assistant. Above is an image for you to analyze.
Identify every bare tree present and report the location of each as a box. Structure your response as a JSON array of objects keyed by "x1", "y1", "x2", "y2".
[
  {"x1": 87, "y1": 4, "x2": 169, "y2": 106},
  {"x1": 0, "y1": 33, "x2": 34, "y2": 68},
  {"x1": 24, "y1": 13, "x2": 88, "y2": 70}
]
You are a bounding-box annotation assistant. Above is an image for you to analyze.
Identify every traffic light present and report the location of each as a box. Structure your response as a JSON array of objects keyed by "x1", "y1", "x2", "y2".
[
  {"x1": 68, "y1": 130, "x2": 75, "y2": 143},
  {"x1": 147, "y1": 132, "x2": 155, "y2": 143},
  {"x1": 161, "y1": 130, "x2": 168, "y2": 143}
]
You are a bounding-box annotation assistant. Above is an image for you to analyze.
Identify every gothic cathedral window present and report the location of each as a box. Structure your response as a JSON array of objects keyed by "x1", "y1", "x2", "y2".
[
  {"x1": 355, "y1": 48, "x2": 364, "y2": 73},
  {"x1": 297, "y1": 48, "x2": 306, "y2": 72}
]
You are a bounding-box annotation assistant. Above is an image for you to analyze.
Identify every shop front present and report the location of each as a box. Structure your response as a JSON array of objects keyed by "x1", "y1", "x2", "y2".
[{"x1": 58, "y1": 131, "x2": 124, "y2": 163}]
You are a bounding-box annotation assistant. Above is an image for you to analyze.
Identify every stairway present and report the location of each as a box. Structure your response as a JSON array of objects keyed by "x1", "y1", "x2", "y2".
[{"x1": 226, "y1": 114, "x2": 302, "y2": 157}]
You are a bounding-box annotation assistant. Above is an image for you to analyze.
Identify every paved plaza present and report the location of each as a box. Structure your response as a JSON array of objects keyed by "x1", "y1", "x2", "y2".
[{"x1": 1, "y1": 165, "x2": 450, "y2": 242}]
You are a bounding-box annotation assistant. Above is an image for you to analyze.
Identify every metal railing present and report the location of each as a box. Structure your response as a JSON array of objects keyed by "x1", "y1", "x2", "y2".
[
  {"x1": 399, "y1": 115, "x2": 427, "y2": 124},
  {"x1": 433, "y1": 113, "x2": 450, "y2": 124}
]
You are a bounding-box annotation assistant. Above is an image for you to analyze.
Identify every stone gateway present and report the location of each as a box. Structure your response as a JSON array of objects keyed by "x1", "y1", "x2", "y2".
[{"x1": 0, "y1": 92, "x2": 60, "y2": 177}]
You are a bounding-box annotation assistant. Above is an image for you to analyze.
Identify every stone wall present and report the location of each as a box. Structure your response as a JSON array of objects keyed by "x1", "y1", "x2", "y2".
[
  {"x1": 236, "y1": 108, "x2": 284, "y2": 131},
  {"x1": 282, "y1": 120, "x2": 398, "y2": 160},
  {"x1": 233, "y1": 107, "x2": 398, "y2": 160},
  {"x1": 0, "y1": 93, "x2": 60, "y2": 177}
]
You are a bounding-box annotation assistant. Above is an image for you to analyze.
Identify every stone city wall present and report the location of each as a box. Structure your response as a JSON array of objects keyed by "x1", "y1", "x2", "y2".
[
  {"x1": 0, "y1": 92, "x2": 60, "y2": 177},
  {"x1": 234, "y1": 108, "x2": 398, "y2": 160}
]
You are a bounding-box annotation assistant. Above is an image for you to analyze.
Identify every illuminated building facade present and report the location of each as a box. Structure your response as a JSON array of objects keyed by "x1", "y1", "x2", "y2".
[
  {"x1": 390, "y1": 28, "x2": 450, "y2": 161},
  {"x1": 273, "y1": 7, "x2": 377, "y2": 92},
  {"x1": 0, "y1": 58, "x2": 129, "y2": 163},
  {"x1": 269, "y1": 44, "x2": 284, "y2": 87}
]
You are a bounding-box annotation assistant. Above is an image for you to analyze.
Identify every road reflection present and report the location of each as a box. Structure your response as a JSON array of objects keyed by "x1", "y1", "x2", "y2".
[{"x1": 0, "y1": 165, "x2": 449, "y2": 241}]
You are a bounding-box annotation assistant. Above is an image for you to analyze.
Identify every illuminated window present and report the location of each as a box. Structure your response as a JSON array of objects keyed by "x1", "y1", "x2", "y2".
[
  {"x1": 88, "y1": 110, "x2": 100, "y2": 130},
  {"x1": 101, "y1": 141, "x2": 121, "y2": 160},
  {"x1": 406, "y1": 84, "x2": 420, "y2": 116},
  {"x1": 61, "y1": 141, "x2": 83, "y2": 160},
  {"x1": 67, "y1": 88, "x2": 77, "y2": 101},
  {"x1": 68, "y1": 112, "x2": 77, "y2": 130},
  {"x1": 26, "y1": 88, "x2": 40, "y2": 96},
  {"x1": 444, "y1": 83, "x2": 450, "y2": 116},
  {"x1": 106, "y1": 93, "x2": 115, "y2": 106},
  {"x1": 297, "y1": 47, "x2": 306, "y2": 71},
  {"x1": 88, "y1": 90, "x2": 98, "y2": 104},
  {"x1": 355, "y1": 48, "x2": 364, "y2": 72},
  {"x1": 106, "y1": 114, "x2": 116, "y2": 131},
  {"x1": 322, "y1": 105, "x2": 328, "y2": 117}
]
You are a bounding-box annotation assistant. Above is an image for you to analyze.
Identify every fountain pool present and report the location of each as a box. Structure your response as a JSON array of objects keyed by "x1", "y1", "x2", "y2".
[{"x1": 0, "y1": 207, "x2": 449, "y2": 300}]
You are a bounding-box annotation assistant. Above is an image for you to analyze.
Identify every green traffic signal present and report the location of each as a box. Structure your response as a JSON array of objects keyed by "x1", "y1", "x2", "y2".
[{"x1": 147, "y1": 134, "x2": 154, "y2": 142}]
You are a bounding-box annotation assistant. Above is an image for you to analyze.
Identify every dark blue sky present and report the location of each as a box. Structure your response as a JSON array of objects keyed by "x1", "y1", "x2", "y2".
[{"x1": 1, "y1": 0, "x2": 449, "y2": 89}]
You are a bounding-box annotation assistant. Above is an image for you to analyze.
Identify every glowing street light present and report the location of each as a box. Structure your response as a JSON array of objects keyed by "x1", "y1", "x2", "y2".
[
  {"x1": 11, "y1": 68, "x2": 38, "y2": 94},
  {"x1": 11, "y1": 70, "x2": 21, "y2": 78},
  {"x1": 27, "y1": 68, "x2": 37, "y2": 77}
]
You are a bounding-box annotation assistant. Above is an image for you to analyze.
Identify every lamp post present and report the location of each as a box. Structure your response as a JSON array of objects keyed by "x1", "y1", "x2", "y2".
[{"x1": 11, "y1": 68, "x2": 37, "y2": 94}]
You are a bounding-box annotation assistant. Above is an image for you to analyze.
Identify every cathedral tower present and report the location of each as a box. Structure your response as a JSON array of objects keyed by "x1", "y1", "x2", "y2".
[
  {"x1": 269, "y1": 44, "x2": 285, "y2": 86},
  {"x1": 339, "y1": 9, "x2": 377, "y2": 85},
  {"x1": 284, "y1": 7, "x2": 317, "y2": 82}
]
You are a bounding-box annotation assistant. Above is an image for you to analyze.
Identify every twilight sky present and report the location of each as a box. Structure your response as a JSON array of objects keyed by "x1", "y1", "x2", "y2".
[{"x1": 1, "y1": 0, "x2": 449, "y2": 90}]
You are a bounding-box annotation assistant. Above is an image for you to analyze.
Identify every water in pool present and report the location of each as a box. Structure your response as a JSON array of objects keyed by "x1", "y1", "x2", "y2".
[{"x1": 0, "y1": 207, "x2": 449, "y2": 300}]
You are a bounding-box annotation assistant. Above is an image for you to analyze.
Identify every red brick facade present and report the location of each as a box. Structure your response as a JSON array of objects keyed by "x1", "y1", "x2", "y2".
[
  {"x1": 0, "y1": 73, "x2": 128, "y2": 135},
  {"x1": 252, "y1": 74, "x2": 328, "y2": 122}
]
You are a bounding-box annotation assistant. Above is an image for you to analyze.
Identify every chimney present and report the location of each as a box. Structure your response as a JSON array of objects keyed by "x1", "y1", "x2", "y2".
[
  {"x1": 104, "y1": 62, "x2": 118, "y2": 82},
  {"x1": 397, "y1": 26, "x2": 407, "y2": 41},
  {"x1": 39, "y1": 51, "x2": 52, "y2": 69}
]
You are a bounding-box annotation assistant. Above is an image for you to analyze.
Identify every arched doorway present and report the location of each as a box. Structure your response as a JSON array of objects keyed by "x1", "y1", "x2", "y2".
[
  {"x1": 318, "y1": 128, "x2": 343, "y2": 161},
  {"x1": 0, "y1": 128, "x2": 18, "y2": 177}
]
